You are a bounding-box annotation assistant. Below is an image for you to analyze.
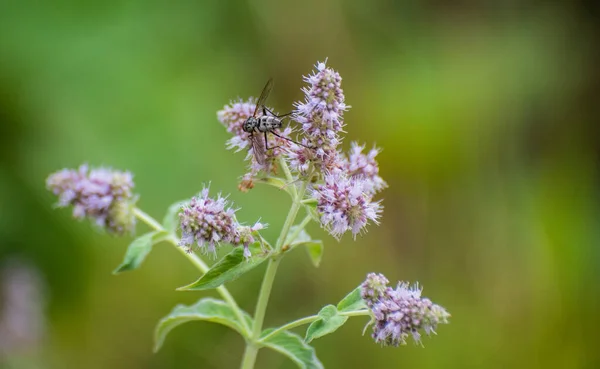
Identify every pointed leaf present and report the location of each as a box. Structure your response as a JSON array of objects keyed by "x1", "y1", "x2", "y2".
[
  {"x1": 337, "y1": 286, "x2": 367, "y2": 312},
  {"x1": 304, "y1": 240, "x2": 323, "y2": 267},
  {"x1": 256, "y1": 176, "x2": 294, "y2": 197},
  {"x1": 178, "y1": 244, "x2": 269, "y2": 291},
  {"x1": 261, "y1": 329, "x2": 323, "y2": 369},
  {"x1": 286, "y1": 225, "x2": 311, "y2": 245},
  {"x1": 301, "y1": 198, "x2": 318, "y2": 207},
  {"x1": 162, "y1": 199, "x2": 190, "y2": 233},
  {"x1": 154, "y1": 298, "x2": 252, "y2": 352},
  {"x1": 305, "y1": 305, "x2": 348, "y2": 343},
  {"x1": 286, "y1": 226, "x2": 323, "y2": 267},
  {"x1": 302, "y1": 198, "x2": 319, "y2": 221},
  {"x1": 113, "y1": 231, "x2": 167, "y2": 274}
]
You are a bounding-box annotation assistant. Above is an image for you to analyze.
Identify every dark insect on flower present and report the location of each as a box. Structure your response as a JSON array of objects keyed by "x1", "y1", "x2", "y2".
[{"x1": 242, "y1": 78, "x2": 312, "y2": 167}]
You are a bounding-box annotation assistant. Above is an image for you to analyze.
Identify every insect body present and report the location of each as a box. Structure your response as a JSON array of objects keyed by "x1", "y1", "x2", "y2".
[{"x1": 243, "y1": 78, "x2": 310, "y2": 165}]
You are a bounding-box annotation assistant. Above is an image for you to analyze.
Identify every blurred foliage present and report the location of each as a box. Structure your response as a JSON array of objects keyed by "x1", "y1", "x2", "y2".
[{"x1": 1, "y1": 0, "x2": 599, "y2": 368}]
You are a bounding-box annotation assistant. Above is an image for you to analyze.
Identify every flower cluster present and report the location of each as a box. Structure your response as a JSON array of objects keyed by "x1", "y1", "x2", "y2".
[
  {"x1": 343, "y1": 142, "x2": 387, "y2": 195},
  {"x1": 361, "y1": 273, "x2": 450, "y2": 347},
  {"x1": 217, "y1": 99, "x2": 294, "y2": 191},
  {"x1": 178, "y1": 187, "x2": 265, "y2": 257},
  {"x1": 288, "y1": 60, "x2": 348, "y2": 174},
  {"x1": 217, "y1": 98, "x2": 256, "y2": 152},
  {"x1": 46, "y1": 165, "x2": 136, "y2": 235},
  {"x1": 216, "y1": 60, "x2": 386, "y2": 240},
  {"x1": 312, "y1": 169, "x2": 381, "y2": 240}
]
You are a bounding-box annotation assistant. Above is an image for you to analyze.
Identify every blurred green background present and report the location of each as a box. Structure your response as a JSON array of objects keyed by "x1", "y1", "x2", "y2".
[{"x1": 1, "y1": 0, "x2": 599, "y2": 368}]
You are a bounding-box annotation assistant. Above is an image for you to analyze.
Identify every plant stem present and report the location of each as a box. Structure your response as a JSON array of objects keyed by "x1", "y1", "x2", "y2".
[
  {"x1": 285, "y1": 215, "x2": 312, "y2": 248},
  {"x1": 240, "y1": 343, "x2": 259, "y2": 369},
  {"x1": 279, "y1": 156, "x2": 297, "y2": 198},
  {"x1": 240, "y1": 164, "x2": 312, "y2": 369},
  {"x1": 258, "y1": 310, "x2": 370, "y2": 342},
  {"x1": 132, "y1": 207, "x2": 250, "y2": 334}
]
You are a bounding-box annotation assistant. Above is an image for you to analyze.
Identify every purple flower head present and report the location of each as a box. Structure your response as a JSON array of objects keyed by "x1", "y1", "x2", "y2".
[
  {"x1": 289, "y1": 59, "x2": 349, "y2": 173},
  {"x1": 217, "y1": 98, "x2": 256, "y2": 152},
  {"x1": 240, "y1": 126, "x2": 294, "y2": 187},
  {"x1": 361, "y1": 273, "x2": 390, "y2": 307},
  {"x1": 179, "y1": 187, "x2": 239, "y2": 255},
  {"x1": 361, "y1": 273, "x2": 451, "y2": 347},
  {"x1": 178, "y1": 187, "x2": 266, "y2": 257},
  {"x1": 344, "y1": 142, "x2": 387, "y2": 196},
  {"x1": 218, "y1": 99, "x2": 294, "y2": 190},
  {"x1": 231, "y1": 221, "x2": 267, "y2": 258},
  {"x1": 312, "y1": 169, "x2": 382, "y2": 240},
  {"x1": 46, "y1": 165, "x2": 137, "y2": 235}
]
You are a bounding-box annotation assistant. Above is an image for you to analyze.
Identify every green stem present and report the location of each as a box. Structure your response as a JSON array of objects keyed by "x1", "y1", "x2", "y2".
[
  {"x1": 279, "y1": 156, "x2": 297, "y2": 198},
  {"x1": 258, "y1": 310, "x2": 370, "y2": 343},
  {"x1": 132, "y1": 207, "x2": 250, "y2": 334},
  {"x1": 285, "y1": 215, "x2": 312, "y2": 248},
  {"x1": 240, "y1": 163, "x2": 312, "y2": 369},
  {"x1": 240, "y1": 343, "x2": 259, "y2": 369}
]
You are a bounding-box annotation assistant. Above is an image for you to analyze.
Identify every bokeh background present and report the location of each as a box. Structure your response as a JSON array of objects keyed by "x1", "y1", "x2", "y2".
[{"x1": 1, "y1": 1, "x2": 599, "y2": 368}]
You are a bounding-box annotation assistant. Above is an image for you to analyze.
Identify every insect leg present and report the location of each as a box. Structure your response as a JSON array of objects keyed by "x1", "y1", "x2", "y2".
[
  {"x1": 269, "y1": 130, "x2": 314, "y2": 149},
  {"x1": 264, "y1": 131, "x2": 282, "y2": 151},
  {"x1": 264, "y1": 107, "x2": 293, "y2": 118}
]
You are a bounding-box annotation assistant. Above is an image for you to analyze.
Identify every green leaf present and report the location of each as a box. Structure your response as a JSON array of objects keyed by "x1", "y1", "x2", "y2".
[
  {"x1": 336, "y1": 286, "x2": 367, "y2": 312},
  {"x1": 304, "y1": 202, "x2": 320, "y2": 223},
  {"x1": 301, "y1": 198, "x2": 318, "y2": 206},
  {"x1": 154, "y1": 298, "x2": 252, "y2": 352},
  {"x1": 286, "y1": 225, "x2": 311, "y2": 245},
  {"x1": 256, "y1": 176, "x2": 294, "y2": 197},
  {"x1": 286, "y1": 226, "x2": 323, "y2": 267},
  {"x1": 304, "y1": 241, "x2": 323, "y2": 267},
  {"x1": 162, "y1": 199, "x2": 190, "y2": 233},
  {"x1": 178, "y1": 244, "x2": 269, "y2": 291},
  {"x1": 113, "y1": 231, "x2": 167, "y2": 274},
  {"x1": 261, "y1": 329, "x2": 323, "y2": 369},
  {"x1": 305, "y1": 305, "x2": 348, "y2": 343}
]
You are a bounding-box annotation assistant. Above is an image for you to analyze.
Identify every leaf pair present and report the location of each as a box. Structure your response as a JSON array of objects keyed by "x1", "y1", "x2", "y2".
[
  {"x1": 179, "y1": 224, "x2": 323, "y2": 291},
  {"x1": 155, "y1": 298, "x2": 324, "y2": 369}
]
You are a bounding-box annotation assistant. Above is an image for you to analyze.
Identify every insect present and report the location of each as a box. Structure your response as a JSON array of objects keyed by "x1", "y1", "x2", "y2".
[{"x1": 243, "y1": 78, "x2": 311, "y2": 165}]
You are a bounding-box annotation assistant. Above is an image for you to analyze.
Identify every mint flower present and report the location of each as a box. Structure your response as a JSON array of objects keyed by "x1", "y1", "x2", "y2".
[
  {"x1": 233, "y1": 221, "x2": 267, "y2": 258},
  {"x1": 178, "y1": 187, "x2": 265, "y2": 257},
  {"x1": 361, "y1": 273, "x2": 450, "y2": 347},
  {"x1": 361, "y1": 273, "x2": 389, "y2": 306},
  {"x1": 289, "y1": 60, "x2": 349, "y2": 173},
  {"x1": 312, "y1": 169, "x2": 381, "y2": 240},
  {"x1": 217, "y1": 98, "x2": 256, "y2": 152},
  {"x1": 179, "y1": 187, "x2": 239, "y2": 255},
  {"x1": 344, "y1": 142, "x2": 387, "y2": 195},
  {"x1": 218, "y1": 99, "x2": 294, "y2": 191},
  {"x1": 46, "y1": 165, "x2": 136, "y2": 235}
]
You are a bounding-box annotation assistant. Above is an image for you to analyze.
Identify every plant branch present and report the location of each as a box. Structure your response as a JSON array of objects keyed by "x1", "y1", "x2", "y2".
[
  {"x1": 285, "y1": 215, "x2": 313, "y2": 247},
  {"x1": 133, "y1": 207, "x2": 250, "y2": 334},
  {"x1": 240, "y1": 163, "x2": 312, "y2": 369},
  {"x1": 258, "y1": 309, "x2": 370, "y2": 342}
]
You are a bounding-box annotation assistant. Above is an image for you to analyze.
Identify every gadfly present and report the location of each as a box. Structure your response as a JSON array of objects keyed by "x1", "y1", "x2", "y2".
[{"x1": 243, "y1": 78, "x2": 311, "y2": 165}]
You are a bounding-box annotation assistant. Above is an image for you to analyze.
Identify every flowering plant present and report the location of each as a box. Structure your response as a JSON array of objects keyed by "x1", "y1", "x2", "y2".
[{"x1": 46, "y1": 60, "x2": 449, "y2": 368}]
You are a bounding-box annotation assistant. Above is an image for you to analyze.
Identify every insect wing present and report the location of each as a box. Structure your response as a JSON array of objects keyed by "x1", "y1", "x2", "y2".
[
  {"x1": 249, "y1": 132, "x2": 267, "y2": 165},
  {"x1": 252, "y1": 78, "x2": 273, "y2": 117}
]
